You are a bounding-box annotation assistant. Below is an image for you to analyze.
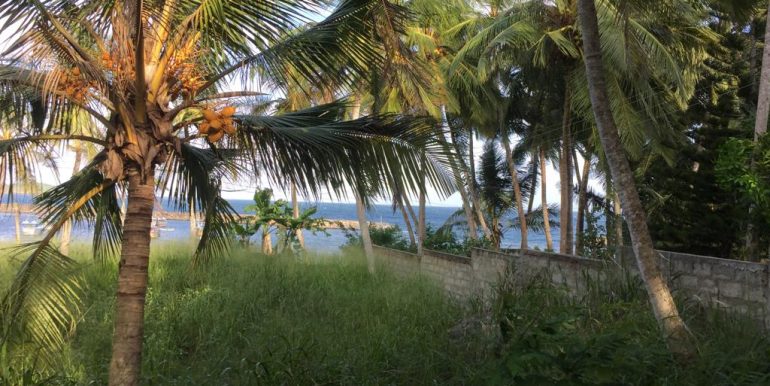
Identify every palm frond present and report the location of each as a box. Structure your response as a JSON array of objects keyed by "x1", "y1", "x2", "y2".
[
  {"x1": 0, "y1": 134, "x2": 59, "y2": 202},
  {"x1": 193, "y1": 194, "x2": 238, "y2": 266},
  {"x1": 234, "y1": 101, "x2": 455, "y2": 200},
  {"x1": 0, "y1": 170, "x2": 112, "y2": 365},
  {"x1": 0, "y1": 243, "x2": 82, "y2": 367},
  {"x1": 34, "y1": 162, "x2": 119, "y2": 261}
]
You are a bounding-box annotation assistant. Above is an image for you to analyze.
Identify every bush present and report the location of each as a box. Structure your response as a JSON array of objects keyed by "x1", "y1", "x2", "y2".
[
  {"x1": 340, "y1": 224, "x2": 412, "y2": 251},
  {"x1": 492, "y1": 269, "x2": 770, "y2": 385},
  {"x1": 423, "y1": 226, "x2": 493, "y2": 256}
]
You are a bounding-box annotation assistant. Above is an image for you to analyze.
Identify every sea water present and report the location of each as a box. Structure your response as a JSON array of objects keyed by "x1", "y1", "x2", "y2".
[{"x1": 0, "y1": 197, "x2": 560, "y2": 252}]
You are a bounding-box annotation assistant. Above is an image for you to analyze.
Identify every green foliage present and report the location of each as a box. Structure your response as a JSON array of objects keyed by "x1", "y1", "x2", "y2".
[
  {"x1": 423, "y1": 226, "x2": 493, "y2": 256},
  {"x1": 716, "y1": 136, "x2": 770, "y2": 211},
  {"x1": 233, "y1": 188, "x2": 326, "y2": 254},
  {"x1": 2, "y1": 244, "x2": 489, "y2": 385},
  {"x1": 493, "y1": 270, "x2": 770, "y2": 385},
  {"x1": 576, "y1": 208, "x2": 611, "y2": 260},
  {"x1": 715, "y1": 135, "x2": 770, "y2": 257},
  {"x1": 346, "y1": 222, "x2": 494, "y2": 256},
  {"x1": 341, "y1": 224, "x2": 412, "y2": 252},
  {"x1": 3, "y1": 244, "x2": 770, "y2": 384}
]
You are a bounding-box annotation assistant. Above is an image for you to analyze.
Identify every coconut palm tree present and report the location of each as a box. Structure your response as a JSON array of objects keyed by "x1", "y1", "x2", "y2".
[
  {"x1": 451, "y1": 0, "x2": 714, "y2": 254},
  {"x1": 576, "y1": 0, "x2": 696, "y2": 361},
  {"x1": 0, "y1": 1, "x2": 453, "y2": 384}
]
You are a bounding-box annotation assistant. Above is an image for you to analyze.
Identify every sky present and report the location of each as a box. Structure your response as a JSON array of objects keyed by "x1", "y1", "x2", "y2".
[
  {"x1": 3, "y1": 9, "x2": 603, "y2": 209},
  {"x1": 42, "y1": 138, "x2": 600, "y2": 208}
]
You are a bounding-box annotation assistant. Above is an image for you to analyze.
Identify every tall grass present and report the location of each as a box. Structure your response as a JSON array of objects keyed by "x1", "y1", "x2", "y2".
[
  {"x1": 2, "y1": 243, "x2": 492, "y2": 385},
  {"x1": 3, "y1": 243, "x2": 770, "y2": 385}
]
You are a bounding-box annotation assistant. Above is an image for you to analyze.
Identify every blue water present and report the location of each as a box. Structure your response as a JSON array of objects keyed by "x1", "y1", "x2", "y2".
[{"x1": 0, "y1": 197, "x2": 559, "y2": 252}]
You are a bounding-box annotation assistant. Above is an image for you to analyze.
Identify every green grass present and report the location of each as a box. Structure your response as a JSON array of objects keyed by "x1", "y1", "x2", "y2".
[
  {"x1": 3, "y1": 244, "x2": 770, "y2": 385},
  {"x1": 3, "y1": 243, "x2": 492, "y2": 385}
]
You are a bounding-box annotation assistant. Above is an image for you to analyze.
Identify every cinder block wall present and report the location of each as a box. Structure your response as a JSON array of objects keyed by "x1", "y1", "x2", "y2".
[{"x1": 373, "y1": 245, "x2": 770, "y2": 327}]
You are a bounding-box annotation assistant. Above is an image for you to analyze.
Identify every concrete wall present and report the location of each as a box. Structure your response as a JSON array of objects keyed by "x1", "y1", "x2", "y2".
[
  {"x1": 373, "y1": 245, "x2": 770, "y2": 327},
  {"x1": 617, "y1": 248, "x2": 769, "y2": 322}
]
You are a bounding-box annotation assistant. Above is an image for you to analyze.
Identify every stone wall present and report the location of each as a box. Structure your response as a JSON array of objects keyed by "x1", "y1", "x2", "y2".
[
  {"x1": 373, "y1": 245, "x2": 770, "y2": 327},
  {"x1": 617, "y1": 248, "x2": 769, "y2": 323}
]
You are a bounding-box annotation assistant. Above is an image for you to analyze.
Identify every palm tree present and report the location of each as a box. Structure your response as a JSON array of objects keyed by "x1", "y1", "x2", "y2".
[
  {"x1": 0, "y1": 1, "x2": 452, "y2": 384},
  {"x1": 452, "y1": 0, "x2": 713, "y2": 254},
  {"x1": 755, "y1": 1, "x2": 770, "y2": 140},
  {"x1": 477, "y1": 140, "x2": 512, "y2": 248},
  {"x1": 576, "y1": 0, "x2": 695, "y2": 361}
]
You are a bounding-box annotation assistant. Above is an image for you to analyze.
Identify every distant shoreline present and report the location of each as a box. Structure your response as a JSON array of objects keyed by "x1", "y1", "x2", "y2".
[{"x1": 0, "y1": 203, "x2": 390, "y2": 230}]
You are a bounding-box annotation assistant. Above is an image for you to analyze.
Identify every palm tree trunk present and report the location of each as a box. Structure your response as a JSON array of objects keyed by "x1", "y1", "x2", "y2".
[
  {"x1": 613, "y1": 191, "x2": 623, "y2": 247},
  {"x1": 540, "y1": 148, "x2": 554, "y2": 251},
  {"x1": 108, "y1": 172, "x2": 155, "y2": 386},
  {"x1": 466, "y1": 131, "x2": 493, "y2": 239},
  {"x1": 527, "y1": 156, "x2": 537, "y2": 215},
  {"x1": 417, "y1": 154, "x2": 427, "y2": 256},
  {"x1": 576, "y1": 0, "x2": 695, "y2": 361},
  {"x1": 502, "y1": 136, "x2": 528, "y2": 249},
  {"x1": 261, "y1": 226, "x2": 273, "y2": 255},
  {"x1": 291, "y1": 182, "x2": 304, "y2": 249},
  {"x1": 355, "y1": 192, "x2": 375, "y2": 272},
  {"x1": 447, "y1": 134, "x2": 478, "y2": 240},
  {"x1": 350, "y1": 98, "x2": 374, "y2": 269},
  {"x1": 573, "y1": 149, "x2": 583, "y2": 188},
  {"x1": 60, "y1": 146, "x2": 84, "y2": 255},
  {"x1": 403, "y1": 194, "x2": 419, "y2": 229},
  {"x1": 397, "y1": 194, "x2": 417, "y2": 247},
  {"x1": 14, "y1": 203, "x2": 21, "y2": 244},
  {"x1": 559, "y1": 88, "x2": 574, "y2": 255},
  {"x1": 575, "y1": 153, "x2": 591, "y2": 256},
  {"x1": 747, "y1": 1, "x2": 770, "y2": 258},
  {"x1": 755, "y1": 0, "x2": 770, "y2": 140},
  {"x1": 456, "y1": 172, "x2": 478, "y2": 240}
]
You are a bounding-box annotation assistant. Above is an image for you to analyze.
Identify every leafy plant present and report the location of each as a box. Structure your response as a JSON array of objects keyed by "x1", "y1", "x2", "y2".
[
  {"x1": 715, "y1": 135, "x2": 770, "y2": 258},
  {"x1": 577, "y1": 207, "x2": 611, "y2": 260},
  {"x1": 341, "y1": 224, "x2": 411, "y2": 252},
  {"x1": 234, "y1": 188, "x2": 326, "y2": 254}
]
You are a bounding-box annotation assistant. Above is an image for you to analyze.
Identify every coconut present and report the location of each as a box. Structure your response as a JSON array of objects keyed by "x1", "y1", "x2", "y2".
[
  {"x1": 208, "y1": 129, "x2": 225, "y2": 142},
  {"x1": 209, "y1": 119, "x2": 223, "y2": 129},
  {"x1": 202, "y1": 109, "x2": 218, "y2": 121},
  {"x1": 199, "y1": 122, "x2": 211, "y2": 134},
  {"x1": 71, "y1": 67, "x2": 80, "y2": 76},
  {"x1": 223, "y1": 124, "x2": 236, "y2": 135},
  {"x1": 221, "y1": 106, "x2": 236, "y2": 117}
]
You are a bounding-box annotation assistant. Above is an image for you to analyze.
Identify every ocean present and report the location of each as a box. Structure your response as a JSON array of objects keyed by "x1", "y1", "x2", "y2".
[{"x1": 0, "y1": 197, "x2": 559, "y2": 252}]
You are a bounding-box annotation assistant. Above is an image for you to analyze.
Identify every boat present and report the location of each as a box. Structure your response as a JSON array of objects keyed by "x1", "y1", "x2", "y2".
[
  {"x1": 21, "y1": 219, "x2": 45, "y2": 236},
  {"x1": 152, "y1": 216, "x2": 168, "y2": 228}
]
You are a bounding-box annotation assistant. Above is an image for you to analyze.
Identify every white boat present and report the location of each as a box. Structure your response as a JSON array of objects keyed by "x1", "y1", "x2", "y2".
[
  {"x1": 21, "y1": 219, "x2": 44, "y2": 236},
  {"x1": 152, "y1": 216, "x2": 168, "y2": 228}
]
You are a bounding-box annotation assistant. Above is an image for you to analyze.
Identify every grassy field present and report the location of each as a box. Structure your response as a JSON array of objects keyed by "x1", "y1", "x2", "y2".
[
  {"x1": 3, "y1": 243, "x2": 770, "y2": 385},
  {"x1": 2, "y1": 243, "x2": 494, "y2": 385}
]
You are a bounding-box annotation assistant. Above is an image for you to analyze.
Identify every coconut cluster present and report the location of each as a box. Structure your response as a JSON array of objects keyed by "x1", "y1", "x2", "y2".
[
  {"x1": 101, "y1": 52, "x2": 116, "y2": 69},
  {"x1": 167, "y1": 48, "x2": 206, "y2": 100},
  {"x1": 59, "y1": 67, "x2": 95, "y2": 102},
  {"x1": 199, "y1": 106, "x2": 237, "y2": 142}
]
